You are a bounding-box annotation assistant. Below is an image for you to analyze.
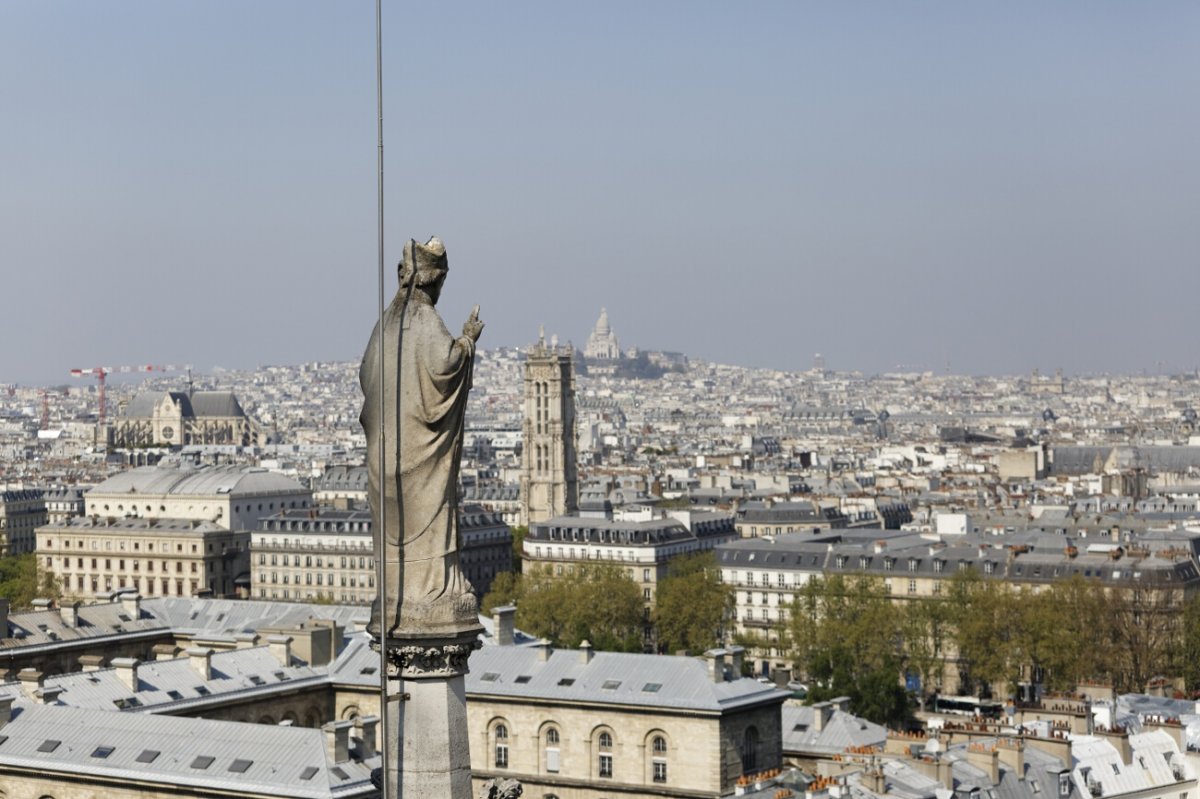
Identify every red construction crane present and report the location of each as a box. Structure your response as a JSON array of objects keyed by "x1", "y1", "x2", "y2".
[{"x1": 68, "y1": 364, "x2": 190, "y2": 427}]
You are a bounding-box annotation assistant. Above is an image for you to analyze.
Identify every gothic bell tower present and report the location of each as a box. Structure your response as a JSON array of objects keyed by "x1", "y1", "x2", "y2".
[{"x1": 519, "y1": 330, "x2": 579, "y2": 526}]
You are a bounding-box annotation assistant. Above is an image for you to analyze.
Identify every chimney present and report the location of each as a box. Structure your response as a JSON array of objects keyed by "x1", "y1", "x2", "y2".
[
  {"x1": 31, "y1": 598, "x2": 53, "y2": 610},
  {"x1": 153, "y1": 643, "x2": 178, "y2": 661},
  {"x1": 579, "y1": 640, "x2": 594, "y2": 664},
  {"x1": 112, "y1": 657, "x2": 140, "y2": 692},
  {"x1": 705, "y1": 649, "x2": 727, "y2": 683},
  {"x1": 728, "y1": 645, "x2": 745, "y2": 678},
  {"x1": 536, "y1": 639, "x2": 553, "y2": 662},
  {"x1": 0, "y1": 694, "x2": 13, "y2": 727},
  {"x1": 491, "y1": 605, "x2": 515, "y2": 647},
  {"x1": 996, "y1": 738, "x2": 1025, "y2": 778},
  {"x1": 119, "y1": 592, "x2": 141, "y2": 619},
  {"x1": 188, "y1": 647, "x2": 213, "y2": 680},
  {"x1": 35, "y1": 685, "x2": 63, "y2": 705},
  {"x1": 938, "y1": 758, "x2": 955, "y2": 791},
  {"x1": 18, "y1": 668, "x2": 44, "y2": 698},
  {"x1": 78, "y1": 654, "x2": 105, "y2": 672},
  {"x1": 355, "y1": 714, "x2": 379, "y2": 759},
  {"x1": 234, "y1": 632, "x2": 260, "y2": 649},
  {"x1": 0, "y1": 598, "x2": 8, "y2": 639},
  {"x1": 268, "y1": 635, "x2": 293, "y2": 667},
  {"x1": 864, "y1": 765, "x2": 886, "y2": 793},
  {"x1": 59, "y1": 601, "x2": 81, "y2": 628},
  {"x1": 323, "y1": 720, "x2": 352, "y2": 764},
  {"x1": 812, "y1": 701, "x2": 832, "y2": 733},
  {"x1": 966, "y1": 744, "x2": 1000, "y2": 784},
  {"x1": 773, "y1": 666, "x2": 793, "y2": 689}
]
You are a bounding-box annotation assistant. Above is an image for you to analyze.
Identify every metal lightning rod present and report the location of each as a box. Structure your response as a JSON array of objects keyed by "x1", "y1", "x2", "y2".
[{"x1": 374, "y1": 0, "x2": 390, "y2": 794}]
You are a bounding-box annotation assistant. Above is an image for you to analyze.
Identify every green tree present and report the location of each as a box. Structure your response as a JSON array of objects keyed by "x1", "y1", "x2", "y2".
[
  {"x1": 481, "y1": 564, "x2": 644, "y2": 652},
  {"x1": 653, "y1": 552, "x2": 732, "y2": 654},
  {"x1": 784, "y1": 574, "x2": 910, "y2": 727},
  {"x1": 0, "y1": 554, "x2": 61, "y2": 610},
  {"x1": 509, "y1": 526, "x2": 528, "y2": 573}
]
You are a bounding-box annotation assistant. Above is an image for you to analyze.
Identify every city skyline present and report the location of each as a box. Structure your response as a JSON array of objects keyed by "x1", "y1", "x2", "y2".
[{"x1": 3, "y1": 2, "x2": 1198, "y2": 385}]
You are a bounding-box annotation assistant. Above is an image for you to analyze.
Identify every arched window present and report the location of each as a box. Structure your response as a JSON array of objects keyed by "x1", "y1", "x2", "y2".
[
  {"x1": 741, "y1": 726, "x2": 758, "y2": 773},
  {"x1": 652, "y1": 735, "x2": 668, "y2": 783},
  {"x1": 598, "y1": 730, "x2": 613, "y2": 778},
  {"x1": 545, "y1": 726, "x2": 560, "y2": 773},
  {"x1": 495, "y1": 724, "x2": 509, "y2": 769}
]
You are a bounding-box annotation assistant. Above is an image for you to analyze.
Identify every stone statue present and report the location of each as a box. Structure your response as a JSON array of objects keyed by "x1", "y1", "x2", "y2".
[{"x1": 360, "y1": 236, "x2": 484, "y2": 639}]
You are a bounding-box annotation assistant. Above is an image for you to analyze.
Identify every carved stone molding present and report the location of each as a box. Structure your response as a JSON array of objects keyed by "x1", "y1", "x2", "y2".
[
  {"x1": 478, "y1": 778, "x2": 523, "y2": 799},
  {"x1": 370, "y1": 630, "x2": 482, "y2": 679}
]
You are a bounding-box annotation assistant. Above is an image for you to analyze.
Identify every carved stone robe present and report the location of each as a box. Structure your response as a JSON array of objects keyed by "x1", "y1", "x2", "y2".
[{"x1": 360, "y1": 291, "x2": 477, "y2": 637}]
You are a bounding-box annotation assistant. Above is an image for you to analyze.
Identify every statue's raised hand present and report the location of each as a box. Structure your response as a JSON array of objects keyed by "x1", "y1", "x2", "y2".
[{"x1": 463, "y1": 305, "x2": 484, "y2": 342}]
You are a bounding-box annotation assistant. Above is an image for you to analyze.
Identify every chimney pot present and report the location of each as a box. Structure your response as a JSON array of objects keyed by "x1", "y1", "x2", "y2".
[
  {"x1": 705, "y1": 648, "x2": 727, "y2": 683},
  {"x1": 78, "y1": 654, "x2": 105, "y2": 672},
  {"x1": 0, "y1": 694, "x2": 13, "y2": 727},
  {"x1": 579, "y1": 640, "x2": 594, "y2": 664},
  {"x1": 536, "y1": 639, "x2": 553, "y2": 662}
]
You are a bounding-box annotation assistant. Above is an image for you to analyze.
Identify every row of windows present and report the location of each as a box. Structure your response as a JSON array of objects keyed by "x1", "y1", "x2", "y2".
[
  {"x1": 258, "y1": 572, "x2": 374, "y2": 587},
  {"x1": 63, "y1": 574, "x2": 198, "y2": 595},
  {"x1": 259, "y1": 554, "x2": 372, "y2": 569},
  {"x1": 49, "y1": 557, "x2": 203, "y2": 574},
  {"x1": 490, "y1": 721, "x2": 669, "y2": 782},
  {"x1": 259, "y1": 588, "x2": 366, "y2": 602},
  {"x1": 45, "y1": 538, "x2": 216, "y2": 553}
]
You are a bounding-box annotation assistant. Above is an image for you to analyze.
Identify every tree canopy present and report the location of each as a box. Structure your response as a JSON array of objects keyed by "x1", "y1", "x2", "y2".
[
  {"x1": 481, "y1": 563, "x2": 644, "y2": 652},
  {"x1": 653, "y1": 551, "x2": 732, "y2": 655},
  {"x1": 0, "y1": 554, "x2": 61, "y2": 611}
]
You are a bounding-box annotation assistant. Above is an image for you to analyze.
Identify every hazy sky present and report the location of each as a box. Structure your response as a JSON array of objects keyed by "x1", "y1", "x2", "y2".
[{"x1": 3, "y1": 2, "x2": 1198, "y2": 385}]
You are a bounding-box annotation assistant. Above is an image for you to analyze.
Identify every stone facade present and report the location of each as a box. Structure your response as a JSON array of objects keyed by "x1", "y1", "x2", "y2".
[
  {"x1": 37, "y1": 516, "x2": 250, "y2": 598},
  {"x1": 0, "y1": 489, "x2": 47, "y2": 555},
  {"x1": 111, "y1": 390, "x2": 262, "y2": 447}
]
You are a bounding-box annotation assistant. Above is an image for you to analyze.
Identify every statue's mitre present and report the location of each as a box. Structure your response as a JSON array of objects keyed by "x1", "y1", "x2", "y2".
[{"x1": 399, "y1": 236, "x2": 448, "y2": 286}]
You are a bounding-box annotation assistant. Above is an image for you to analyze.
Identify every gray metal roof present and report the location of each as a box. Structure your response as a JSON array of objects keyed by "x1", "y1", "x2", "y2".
[
  {"x1": 0, "y1": 702, "x2": 375, "y2": 798},
  {"x1": 122, "y1": 391, "x2": 247, "y2": 420},
  {"x1": 464, "y1": 645, "x2": 788, "y2": 713},
  {"x1": 88, "y1": 464, "x2": 306, "y2": 498}
]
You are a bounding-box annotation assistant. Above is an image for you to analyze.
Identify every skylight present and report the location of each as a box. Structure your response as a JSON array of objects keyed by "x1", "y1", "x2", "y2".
[
  {"x1": 480, "y1": 672, "x2": 501, "y2": 682},
  {"x1": 38, "y1": 740, "x2": 62, "y2": 753},
  {"x1": 92, "y1": 746, "x2": 115, "y2": 759},
  {"x1": 331, "y1": 767, "x2": 350, "y2": 781},
  {"x1": 167, "y1": 690, "x2": 183, "y2": 700},
  {"x1": 248, "y1": 675, "x2": 265, "y2": 686},
  {"x1": 194, "y1": 686, "x2": 211, "y2": 696},
  {"x1": 229, "y1": 759, "x2": 253, "y2": 773},
  {"x1": 557, "y1": 678, "x2": 575, "y2": 687},
  {"x1": 136, "y1": 750, "x2": 161, "y2": 763},
  {"x1": 300, "y1": 766, "x2": 319, "y2": 780},
  {"x1": 515, "y1": 675, "x2": 531, "y2": 684},
  {"x1": 601, "y1": 680, "x2": 621, "y2": 690},
  {"x1": 642, "y1": 682, "x2": 662, "y2": 693},
  {"x1": 191, "y1": 756, "x2": 215, "y2": 770}
]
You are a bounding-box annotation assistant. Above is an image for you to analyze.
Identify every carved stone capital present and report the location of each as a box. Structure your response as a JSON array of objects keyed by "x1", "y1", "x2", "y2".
[
  {"x1": 370, "y1": 629, "x2": 482, "y2": 679},
  {"x1": 478, "y1": 777, "x2": 523, "y2": 799}
]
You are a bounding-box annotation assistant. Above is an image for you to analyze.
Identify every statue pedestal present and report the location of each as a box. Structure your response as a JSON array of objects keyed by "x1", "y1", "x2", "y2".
[{"x1": 374, "y1": 626, "x2": 482, "y2": 799}]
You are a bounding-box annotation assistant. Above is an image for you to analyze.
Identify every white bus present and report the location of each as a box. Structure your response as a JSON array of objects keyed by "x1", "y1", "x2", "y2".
[{"x1": 932, "y1": 695, "x2": 1004, "y2": 719}]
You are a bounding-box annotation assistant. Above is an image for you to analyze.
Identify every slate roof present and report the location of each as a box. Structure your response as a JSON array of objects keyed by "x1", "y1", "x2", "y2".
[
  {"x1": 88, "y1": 465, "x2": 306, "y2": 497},
  {"x1": 122, "y1": 391, "x2": 247, "y2": 419},
  {"x1": 464, "y1": 645, "x2": 787, "y2": 713},
  {"x1": 0, "y1": 702, "x2": 375, "y2": 798},
  {"x1": 782, "y1": 703, "x2": 887, "y2": 755}
]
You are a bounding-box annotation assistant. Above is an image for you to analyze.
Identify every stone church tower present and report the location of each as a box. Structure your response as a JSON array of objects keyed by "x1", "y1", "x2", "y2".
[{"x1": 519, "y1": 331, "x2": 579, "y2": 526}]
